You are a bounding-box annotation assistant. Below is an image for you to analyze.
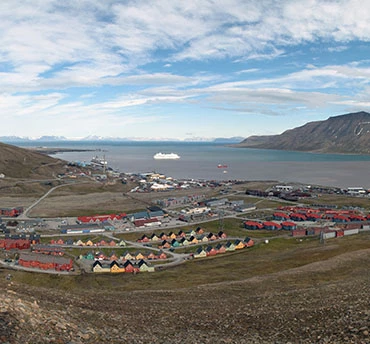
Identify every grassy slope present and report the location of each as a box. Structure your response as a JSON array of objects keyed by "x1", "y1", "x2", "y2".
[
  {"x1": 10, "y1": 231, "x2": 370, "y2": 292},
  {"x1": 0, "y1": 142, "x2": 64, "y2": 178}
]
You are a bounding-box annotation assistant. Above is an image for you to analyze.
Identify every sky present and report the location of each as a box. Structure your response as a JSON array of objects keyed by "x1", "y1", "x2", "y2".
[{"x1": 1, "y1": 0, "x2": 370, "y2": 141}]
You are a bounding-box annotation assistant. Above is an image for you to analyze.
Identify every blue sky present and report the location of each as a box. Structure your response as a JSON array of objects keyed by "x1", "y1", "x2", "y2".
[{"x1": 1, "y1": 0, "x2": 370, "y2": 140}]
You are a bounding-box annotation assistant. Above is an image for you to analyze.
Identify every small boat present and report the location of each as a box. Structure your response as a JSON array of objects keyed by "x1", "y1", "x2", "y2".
[
  {"x1": 217, "y1": 164, "x2": 228, "y2": 168},
  {"x1": 153, "y1": 152, "x2": 180, "y2": 160}
]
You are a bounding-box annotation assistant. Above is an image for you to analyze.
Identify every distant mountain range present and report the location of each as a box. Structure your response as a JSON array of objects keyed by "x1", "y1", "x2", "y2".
[
  {"x1": 236, "y1": 111, "x2": 370, "y2": 154},
  {"x1": 0, "y1": 136, "x2": 244, "y2": 143}
]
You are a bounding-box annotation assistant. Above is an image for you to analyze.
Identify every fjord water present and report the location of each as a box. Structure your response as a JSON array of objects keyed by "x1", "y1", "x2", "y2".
[{"x1": 18, "y1": 141, "x2": 370, "y2": 188}]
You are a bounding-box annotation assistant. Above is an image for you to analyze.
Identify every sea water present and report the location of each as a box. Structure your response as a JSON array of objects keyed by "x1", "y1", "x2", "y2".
[{"x1": 15, "y1": 141, "x2": 370, "y2": 188}]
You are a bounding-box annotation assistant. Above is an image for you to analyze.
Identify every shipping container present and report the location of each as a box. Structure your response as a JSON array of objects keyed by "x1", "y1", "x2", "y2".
[
  {"x1": 306, "y1": 229, "x2": 315, "y2": 236},
  {"x1": 323, "y1": 231, "x2": 336, "y2": 239},
  {"x1": 344, "y1": 223, "x2": 361, "y2": 230},
  {"x1": 343, "y1": 228, "x2": 359, "y2": 236},
  {"x1": 291, "y1": 229, "x2": 306, "y2": 237},
  {"x1": 360, "y1": 225, "x2": 370, "y2": 232},
  {"x1": 313, "y1": 227, "x2": 324, "y2": 235}
]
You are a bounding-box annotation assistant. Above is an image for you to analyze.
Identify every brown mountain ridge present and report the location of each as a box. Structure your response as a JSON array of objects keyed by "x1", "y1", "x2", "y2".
[{"x1": 237, "y1": 111, "x2": 370, "y2": 154}]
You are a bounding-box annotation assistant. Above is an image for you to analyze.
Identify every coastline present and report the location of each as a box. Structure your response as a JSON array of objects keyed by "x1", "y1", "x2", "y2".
[
  {"x1": 19, "y1": 141, "x2": 370, "y2": 189},
  {"x1": 29, "y1": 147, "x2": 97, "y2": 155}
]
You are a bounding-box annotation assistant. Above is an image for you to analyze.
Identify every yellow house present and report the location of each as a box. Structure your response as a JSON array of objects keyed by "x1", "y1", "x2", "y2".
[
  {"x1": 181, "y1": 239, "x2": 190, "y2": 246},
  {"x1": 200, "y1": 236, "x2": 209, "y2": 242},
  {"x1": 150, "y1": 234, "x2": 160, "y2": 241},
  {"x1": 138, "y1": 260, "x2": 155, "y2": 272},
  {"x1": 85, "y1": 240, "x2": 94, "y2": 247},
  {"x1": 194, "y1": 248, "x2": 207, "y2": 258},
  {"x1": 92, "y1": 261, "x2": 110, "y2": 273},
  {"x1": 188, "y1": 230, "x2": 196, "y2": 237},
  {"x1": 135, "y1": 252, "x2": 145, "y2": 260},
  {"x1": 225, "y1": 242, "x2": 236, "y2": 251},
  {"x1": 123, "y1": 252, "x2": 134, "y2": 260},
  {"x1": 110, "y1": 262, "x2": 125, "y2": 273}
]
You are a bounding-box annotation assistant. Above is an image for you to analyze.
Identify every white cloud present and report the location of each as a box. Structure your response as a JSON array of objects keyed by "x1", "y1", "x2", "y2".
[
  {"x1": 0, "y1": 0, "x2": 369, "y2": 91},
  {"x1": 328, "y1": 45, "x2": 348, "y2": 53},
  {"x1": 0, "y1": 1, "x2": 370, "y2": 138}
]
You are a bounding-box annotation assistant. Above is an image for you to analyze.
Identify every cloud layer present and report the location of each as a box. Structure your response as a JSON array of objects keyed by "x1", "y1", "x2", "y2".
[{"x1": 0, "y1": 0, "x2": 370, "y2": 138}]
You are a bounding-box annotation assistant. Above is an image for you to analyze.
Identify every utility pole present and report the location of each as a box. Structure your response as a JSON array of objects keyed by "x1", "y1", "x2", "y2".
[
  {"x1": 320, "y1": 229, "x2": 325, "y2": 245},
  {"x1": 218, "y1": 210, "x2": 224, "y2": 231}
]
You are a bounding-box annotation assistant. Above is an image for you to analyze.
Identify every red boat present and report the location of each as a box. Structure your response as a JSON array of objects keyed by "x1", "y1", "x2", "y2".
[{"x1": 217, "y1": 164, "x2": 228, "y2": 168}]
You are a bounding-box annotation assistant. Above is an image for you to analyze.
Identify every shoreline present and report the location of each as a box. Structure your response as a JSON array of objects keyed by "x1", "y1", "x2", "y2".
[{"x1": 29, "y1": 147, "x2": 97, "y2": 155}]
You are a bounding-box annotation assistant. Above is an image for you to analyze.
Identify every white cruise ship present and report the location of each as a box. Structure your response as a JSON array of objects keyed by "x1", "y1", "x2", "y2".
[{"x1": 153, "y1": 152, "x2": 180, "y2": 160}]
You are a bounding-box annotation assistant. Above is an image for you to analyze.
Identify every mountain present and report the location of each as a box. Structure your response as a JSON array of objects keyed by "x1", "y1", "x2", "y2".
[
  {"x1": 38, "y1": 135, "x2": 67, "y2": 141},
  {"x1": 0, "y1": 136, "x2": 68, "y2": 142},
  {"x1": 0, "y1": 136, "x2": 243, "y2": 143},
  {"x1": 237, "y1": 111, "x2": 370, "y2": 154},
  {"x1": 0, "y1": 142, "x2": 65, "y2": 178},
  {"x1": 213, "y1": 136, "x2": 245, "y2": 143}
]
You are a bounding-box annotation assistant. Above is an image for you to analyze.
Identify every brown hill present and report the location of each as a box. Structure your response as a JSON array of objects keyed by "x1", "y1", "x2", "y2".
[
  {"x1": 237, "y1": 111, "x2": 370, "y2": 154},
  {"x1": 2, "y1": 235, "x2": 370, "y2": 343},
  {"x1": 0, "y1": 142, "x2": 65, "y2": 178}
]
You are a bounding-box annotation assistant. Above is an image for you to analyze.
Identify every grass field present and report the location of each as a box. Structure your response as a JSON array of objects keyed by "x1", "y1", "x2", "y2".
[{"x1": 8, "y1": 231, "x2": 370, "y2": 293}]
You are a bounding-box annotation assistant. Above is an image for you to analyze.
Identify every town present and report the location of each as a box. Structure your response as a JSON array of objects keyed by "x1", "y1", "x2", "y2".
[{"x1": 1, "y1": 163, "x2": 370, "y2": 277}]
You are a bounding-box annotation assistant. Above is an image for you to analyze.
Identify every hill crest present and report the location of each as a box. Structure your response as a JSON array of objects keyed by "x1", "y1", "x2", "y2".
[{"x1": 0, "y1": 142, "x2": 65, "y2": 178}]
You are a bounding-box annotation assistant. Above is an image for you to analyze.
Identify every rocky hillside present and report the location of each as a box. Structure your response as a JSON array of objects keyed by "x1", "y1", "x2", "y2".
[
  {"x1": 2, "y1": 246, "x2": 370, "y2": 343},
  {"x1": 237, "y1": 111, "x2": 370, "y2": 154},
  {"x1": 0, "y1": 142, "x2": 65, "y2": 178}
]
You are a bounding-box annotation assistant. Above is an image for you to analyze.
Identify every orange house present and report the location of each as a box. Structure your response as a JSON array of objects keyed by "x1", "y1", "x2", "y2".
[
  {"x1": 234, "y1": 240, "x2": 245, "y2": 250},
  {"x1": 110, "y1": 261, "x2": 125, "y2": 273}
]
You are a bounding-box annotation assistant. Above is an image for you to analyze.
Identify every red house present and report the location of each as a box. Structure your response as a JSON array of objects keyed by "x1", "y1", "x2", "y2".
[
  {"x1": 147, "y1": 252, "x2": 157, "y2": 260},
  {"x1": 196, "y1": 227, "x2": 204, "y2": 235},
  {"x1": 244, "y1": 221, "x2": 263, "y2": 230},
  {"x1": 0, "y1": 239, "x2": 31, "y2": 250},
  {"x1": 281, "y1": 221, "x2": 297, "y2": 230},
  {"x1": 18, "y1": 252, "x2": 73, "y2": 271},
  {"x1": 207, "y1": 233, "x2": 217, "y2": 241},
  {"x1": 206, "y1": 246, "x2": 217, "y2": 256},
  {"x1": 243, "y1": 237, "x2": 254, "y2": 247},
  {"x1": 215, "y1": 244, "x2": 226, "y2": 254},
  {"x1": 218, "y1": 231, "x2": 227, "y2": 239},
  {"x1": 263, "y1": 221, "x2": 282, "y2": 230},
  {"x1": 157, "y1": 251, "x2": 167, "y2": 259},
  {"x1": 137, "y1": 234, "x2": 150, "y2": 243},
  {"x1": 273, "y1": 212, "x2": 290, "y2": 221},
  {"x1": 123, "y1": 260, "x2": 139, "y2": 273},
  {"x1": 290, "y1": 213, "x2": 307, "y2": 221}
]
